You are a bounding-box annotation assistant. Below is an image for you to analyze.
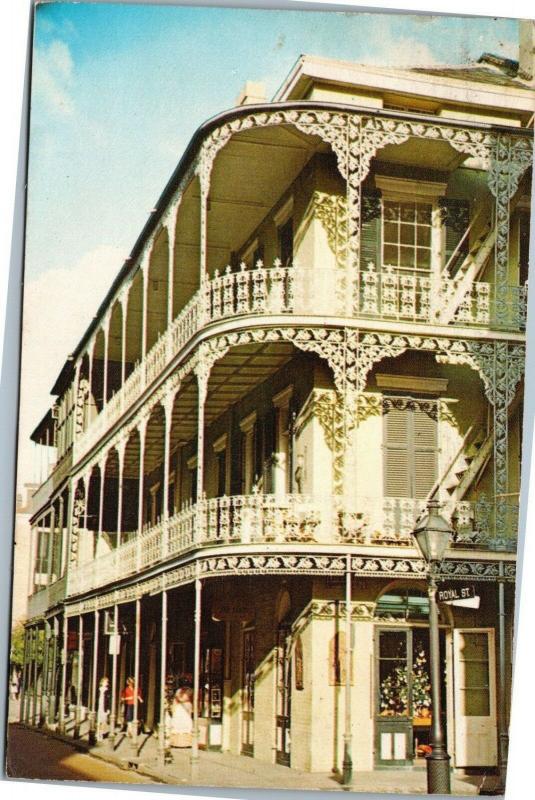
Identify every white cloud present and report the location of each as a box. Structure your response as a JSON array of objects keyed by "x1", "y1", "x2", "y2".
[
  {"x1": 33, "y1": 39, "x2": 75, "y2": 116},
  {"x1": 16, "y1": 245, "x2": 124, "y2": 485},
  {"x1": 363, "y1": 34, "x2": 440, "y2": 68}
]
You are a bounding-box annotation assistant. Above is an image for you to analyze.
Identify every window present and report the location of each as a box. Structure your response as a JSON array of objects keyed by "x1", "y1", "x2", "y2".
[
  {"x1": 519, "y1": 210, "x2": 530, "y2": 285},
  {"x1": 457, "y1": 632, "x2": 490, "y2": 717},
  {"x1": 239, "y1": 413, "x2": 257, "y2": 495},
  {"x1": 383, "y1": 201, "x2": 432, "y2": 272},
  {"x1": 383, "y1": 397, "x2": 438, "y2": 499},
  {"x1": 278, "y1": 218, "x2": 293, "y2": 266}
]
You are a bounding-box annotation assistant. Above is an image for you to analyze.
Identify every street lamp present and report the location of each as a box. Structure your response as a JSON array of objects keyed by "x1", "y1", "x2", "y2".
[{"x1": 413, "y1": 499, "x2": 452, "y2": 795}]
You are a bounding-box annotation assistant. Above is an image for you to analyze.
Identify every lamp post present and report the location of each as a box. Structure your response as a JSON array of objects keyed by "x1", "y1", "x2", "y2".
[{"x1": 412, "y1": 499, "x2": 452, "y2": 795}]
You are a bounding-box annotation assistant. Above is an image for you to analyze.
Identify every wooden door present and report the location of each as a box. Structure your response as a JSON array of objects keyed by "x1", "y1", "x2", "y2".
[
  {"x1": 241, "y1": 628, "x2": 255, "y2": 757},
  {"x1": 375, "y1": 629, "x2": 413, "y2": 766},
  {"x1": 453, "y1": 629, "x2": 497, "y2": 767},
  {"x1": 275, "y1": 625, "x2": 291, "y2": 766}
]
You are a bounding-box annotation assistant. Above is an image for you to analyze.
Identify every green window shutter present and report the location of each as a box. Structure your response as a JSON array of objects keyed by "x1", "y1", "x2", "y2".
[
  {"x1": 383, "y1": 400, "x2": 438, "y2": 499},
  {"x1": 360, "y1": 190, "x2": 382, "y2": 271},
  {"x1": 412, "y1": 407, "x2": 438, "y2": 499},
  {"x1": 440, "y1": 198, "x2": 470, "y2": 277},
  {"x1": 384, "y1": 406, "x2": 411, "y2": 497}
]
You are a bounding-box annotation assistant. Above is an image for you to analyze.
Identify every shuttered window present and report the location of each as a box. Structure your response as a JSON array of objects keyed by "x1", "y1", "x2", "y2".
[
  {"x1": 360, "y1": 190, "x2": 382, "y2": 270},
  {"x1": 383, "y1": 399, "x2": 437, "y2": 499}
]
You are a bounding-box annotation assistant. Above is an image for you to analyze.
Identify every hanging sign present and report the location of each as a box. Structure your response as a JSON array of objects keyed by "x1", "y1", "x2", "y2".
[
  {"x1": 108, "y1": 634, "x2": 121, "y2": 655},
  {"x1": 437, "y1": 584, "x2": 480, "y2": 608}
]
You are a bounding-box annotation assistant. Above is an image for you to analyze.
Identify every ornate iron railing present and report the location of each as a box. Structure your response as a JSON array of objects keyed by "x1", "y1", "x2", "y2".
[
  {"x1": 65, "y1": 493, "x2": 517, "y2": 598},
  {"x1": 27, "y1": 575, "x2": 67, "y2": 619},
  {"x1": 31, "y1": 450, "x2": 73, "y2": 515},
  {"x1": 72, "y1": 259, "x2": 527, "y2": 465}
]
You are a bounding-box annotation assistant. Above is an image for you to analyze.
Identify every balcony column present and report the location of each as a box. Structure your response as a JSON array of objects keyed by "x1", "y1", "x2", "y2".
[
  {"x1": 22, "y1": 627, "x2": 33, "y2": 724},
  {"x1": 48, "y1": 616, "x2": 59, "y2": 725},
  {"x1": 132, "y1": 597, "x2": 142, "y2": 747},
  {"x1": 108, "y1": 604, "x2": 119, "y2": 747},
  {"x1": 19, "y1": 626, "x2": 30, "y2": 723},
  {"x1": 27, "y1": 525, "x2": 36, "y2": 597},
  {"x1": 96, "y1": 454, "x2": 107, "y2": 556},
  {"x1": 116, "y1": 440, "x2": 127, "y2": 548},
  {"x1": 119, "y1": 288, "x2": 128, "y2": 392},
  {"x1": 46, "y1": 506, "x2": 56, "y2": 585},
  {"x1": 88, "y1": 337, "x2": 96, "y2": 424},
  {"x1": 140, "y1": 246, "x2": 153, "y2": 369},
  {"x1": 32, "y1": 626, "x2": 40, "y2": 727},
  {"x1": 165, "y1": 202, "x2": 179, "y2": 327},
  {"x1": 194, "y1": 362, "x2": 209, "y2": 544},
  {"x1": 102, "y1": 312, "x2": 111, "y2": 407},
  {"x1": 26, "y1": 627, "x2": 35, "y2": 724},
  {"x1": 88, "y1": 609, "x2": 99, "y2": 744},
  {"x1": 58, "y1": 616, "x2": 68, "y2": 734},
  {"x1": 74, "y1": 614, "x2": 84, "y2": 738},
  {"x1": 23, "y1": 626, "x2": 32, "y2": 724},
  {"x1": 136, "y1": 417, "x2": 148, "y2": 570},
  {"x1": 158, "y1": 589, "x2": 168, "y2": 765},
  {"x1": 191, "y1": 565, "x2": 202, "y2": 777},
  {"x1": 81, "y1": 471, "x2": 90, "y2": 563},
  {"x1": 40, "y1": 619, "x2": 51, "y2": 726},
  {"x1": 162, "y1": 394, "x2": 174, "y2": 558},
  {"x1": 57, "y1": 495, "x2": 65, "y2": 578},
  {"x1": 199, "y1": 169, "x2": 209, "y2": 285}
]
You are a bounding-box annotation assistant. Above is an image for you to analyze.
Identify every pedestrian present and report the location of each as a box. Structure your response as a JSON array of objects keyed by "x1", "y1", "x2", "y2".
[
  {"x1": 168, "y1": 686, "x2": 193, "y2": 748},
  {"x1": 9, "y1": 668, "x2": 19, "y2": 701},
  {"x1": 96, "y1": 676, "x2": 109, "y2": 742},
  {"x1": 120, "y1": 676, "x2": 143, "y2": 737}
]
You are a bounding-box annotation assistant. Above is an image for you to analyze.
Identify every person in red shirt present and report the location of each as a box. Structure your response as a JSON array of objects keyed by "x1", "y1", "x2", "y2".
[{"x1": 120, "y1": 676, "x2": 143, "y2": 734}]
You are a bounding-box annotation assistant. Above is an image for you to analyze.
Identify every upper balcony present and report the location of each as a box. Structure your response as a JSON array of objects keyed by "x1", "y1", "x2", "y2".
[
  {"x1": 65, "y1": 491, "x2": 518, "y2": 599},
  {"x1": 39, "y1": 105, "x2": 530, "y2": 474}
]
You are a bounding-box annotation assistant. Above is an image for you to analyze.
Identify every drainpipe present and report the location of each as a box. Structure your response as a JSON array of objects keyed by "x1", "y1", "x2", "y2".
[{"x1": 342, "y1": 552, "x2": 353, "y2": 788}]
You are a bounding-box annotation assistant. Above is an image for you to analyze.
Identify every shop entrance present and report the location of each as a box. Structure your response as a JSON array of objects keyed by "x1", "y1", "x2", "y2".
[
  {"x1": 374, "y1": 590, "x2": 448, "y2": 768},
  {"x1": 275, "y1": 623, "x2": 291, "y2": 766},
  {"x1": 241, "y1": 627, "x2": 255, "y2": 757}
]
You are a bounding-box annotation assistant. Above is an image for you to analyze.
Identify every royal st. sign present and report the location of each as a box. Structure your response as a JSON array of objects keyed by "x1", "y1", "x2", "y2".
[{"x1": 437, "y1": 584, "x2": 480, "y2": 608}]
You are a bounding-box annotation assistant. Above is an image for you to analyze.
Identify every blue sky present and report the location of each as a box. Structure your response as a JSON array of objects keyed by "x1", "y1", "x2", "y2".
[
  {"x1": 19, "y1": 1, "x2": 519, "y2": 486},
  {"x1": 28, "y1": 2, "x2": 518, "y2": 280}
]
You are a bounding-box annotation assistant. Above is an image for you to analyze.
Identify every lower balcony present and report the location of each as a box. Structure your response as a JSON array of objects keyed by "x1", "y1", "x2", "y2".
[
  {"x1": 27, "y1": 575, "x2": 67, "y2": 619},
  {"x1": 65, "y1": 493, "x2": 518, "y2": 598}
]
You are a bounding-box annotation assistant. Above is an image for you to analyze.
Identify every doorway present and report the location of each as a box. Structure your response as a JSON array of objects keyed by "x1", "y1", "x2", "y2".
[
  {"x1": 241, "y1": 627, "x2": 255, "y2": 757},
  {"x1": 275, "y1": 623, "x2": 291, "y2": 766}
]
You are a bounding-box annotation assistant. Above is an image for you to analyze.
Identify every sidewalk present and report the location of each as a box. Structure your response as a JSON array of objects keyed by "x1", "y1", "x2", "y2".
[{"x1": 11, "y1": 717, "x2": 483, "y2": 795}]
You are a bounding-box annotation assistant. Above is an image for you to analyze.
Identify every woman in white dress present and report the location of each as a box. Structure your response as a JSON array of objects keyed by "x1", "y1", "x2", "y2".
[
  {"x1": 96, "y1": 677, "x2": 109, "y2": 742},
  {"x1": 169, "y1": 686, "x2": 193, "y2": 748}
]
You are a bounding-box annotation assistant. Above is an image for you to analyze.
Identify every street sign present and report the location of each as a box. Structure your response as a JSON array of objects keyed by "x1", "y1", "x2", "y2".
[{"x1": 437, "y1": 585, "x2": 477, "y2": 604}]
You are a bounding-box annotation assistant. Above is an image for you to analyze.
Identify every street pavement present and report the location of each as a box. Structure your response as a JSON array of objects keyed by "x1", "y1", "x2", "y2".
[
  {"x1": 6, "y1": 724, "x2": 154, "y2": 784},
  {"x1": 5, "y1": 719, "x2": 483, "y2": 795}
]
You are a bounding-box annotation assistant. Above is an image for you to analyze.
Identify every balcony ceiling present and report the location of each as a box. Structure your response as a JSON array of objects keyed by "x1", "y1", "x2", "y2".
[
  {"x1": 377, "y1": 138, "x2": 466, "y2": 170},
  {"x1": 207, "y1": 126, "x2": 327, "y2": 263},
  {"x1": 116, "y1": 342, "x2": 295, "y2": 476}
]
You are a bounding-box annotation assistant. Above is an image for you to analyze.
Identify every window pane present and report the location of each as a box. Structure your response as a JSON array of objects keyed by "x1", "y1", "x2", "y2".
[
  {"x1": 384, "y1": 222, "x2": 398, "y2": 242},
  {"x1": 384, "y1": 244, "x2": 398, "y2": 265},
  {"x1": 417, "y1": 226, "x2": 431, "y2": 246},
  {"x1": 400, "y1": 203, "x2": 415, "y2": 222},
  {"x1": 416, "y1": 204, "x2": 432, "y2": 223},
  {"x1": 399, "y1": 224, "x2": 415, "y2": 245},
  {"x1": 417, "y1": 248, "x2": 431, "y2": 269},
  {"x1": 380, "y1": 631, "x2": 407, "y2": 659},
  {"x1": 461, "y1": 687, "x2": 490, "y2": 717},
  {"x1": 460, "y1": 633, "x2": 488, "y2": 660},
  {"x1": 399, "y1": 247, "x2": 415, "y2": 268},
  {"x1": 384, "y1": 202, "x2": 398, "y2": 222}
]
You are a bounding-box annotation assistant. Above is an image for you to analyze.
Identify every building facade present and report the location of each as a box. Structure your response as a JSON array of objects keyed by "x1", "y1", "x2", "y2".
[{"x1": 18, "y1": 45, "x2": 534, "y2": 780}]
